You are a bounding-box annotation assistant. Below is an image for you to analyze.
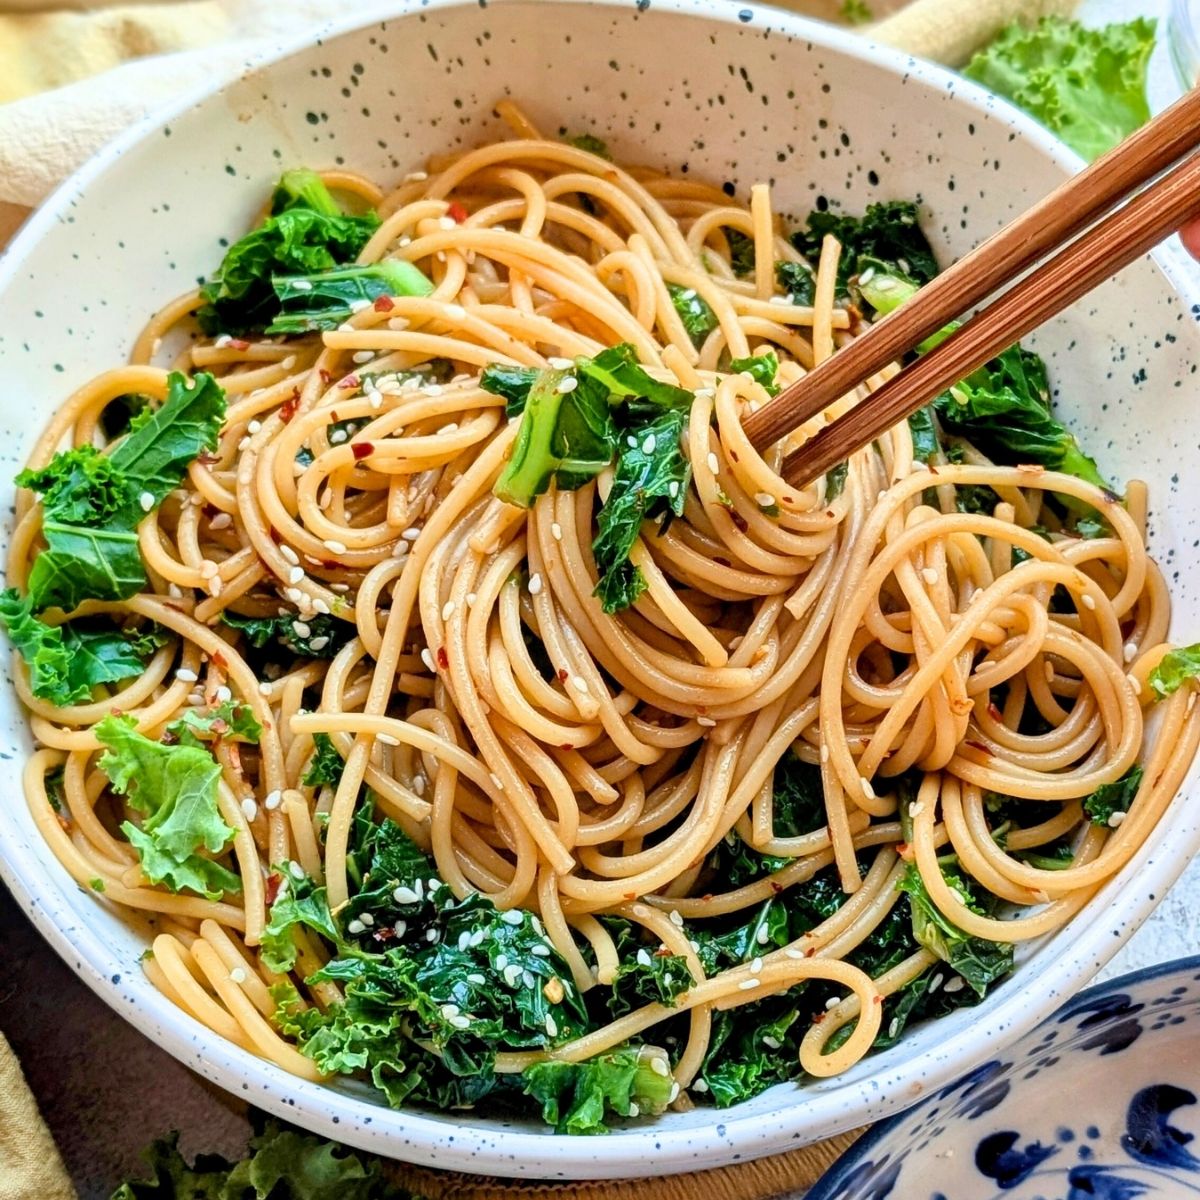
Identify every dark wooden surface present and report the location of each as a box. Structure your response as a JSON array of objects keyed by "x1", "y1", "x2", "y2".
[{"x1": 0, "y1": 881, "x2": 248, "y2": 1200}]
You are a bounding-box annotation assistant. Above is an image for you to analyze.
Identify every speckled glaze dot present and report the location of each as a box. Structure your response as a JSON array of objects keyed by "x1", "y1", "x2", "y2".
[{"x1": 0, "y1": 0, "x2": 1198, "y2": 1182}]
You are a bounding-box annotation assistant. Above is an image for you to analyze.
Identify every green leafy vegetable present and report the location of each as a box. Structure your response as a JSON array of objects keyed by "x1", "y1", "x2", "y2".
[
  {"x1": 303, "y1": 733, "x2": 346, "y2": 788},
  {"x1": 790, "y1": 200, "x2": 939, "y2": 295},
  {"x1": 667, "y1": 283, "x2": 718, "y2": 347},
  {"x1": 198, "y1": 169, "x2": 381, "y2": 335},
  {"x1": 492, "y1": 367, "x2": 616, "y2": 508},
  {"x1": 479, "y1": 363, "x2": 539, "y2": 415},
  {"x1": 964, "y1": 17, "x2": 1155, "y2": 162},
  {"x1": 600, "y1": 917, "x2": 694, "y2": 1017},
  {"x1": 575, "y1": 344, "x2": 693, "y2": 415},
  {"x1": 0, "y1": 592, "x2": 168, "y2": 706},
  {"x1": 222, "y1": 610, "x2": 352, "y2": 659},
  {"x1": 166, "y1": 698, "x2": 262, "y2": 748},
  {"x1": 268, "y1": 260, "x2": 434, "y2": 334},
  {"x1": 262, "y1": 871, "x2": 339, "y2": 974},
  {"x1": 96, "y1": 714, "x2": 239, "y2": 900},
  {"x1": 522, "y1": 1046, "x2": 675, "y2": 1134},
  {"x1": 840, "y1": 0, "x2": 873, "y2": 23},
  {"x1": 110, "y1": 1120, "x2": 416, "y2": 1200},
  {"x1": 567, "y1": 133, "x2": 610, "y2": 159},
  {"x1": 897, "y1": 864, "x2": 1013, "y2": 997},
  {"x1": 728, "y1": 351, "x2": 780, "y2": 397},
  {"x1": 16, "y1": 372, "x2": 225, "y2": 615},
  {"x1": 592, "y1": 409, "x2": 689, "y2": 612},
  {"x1": 907, "y1": 405, "x2": 941, "y2": 465},
  {"x1": 1148, "y1": 644, "x2": 1200, "y2": 699},
  {"x1": 725, "y1": 229, "x2": 756, "y2": 278},
  {"x1": 775, "y1": 260, "x2": 816, "y2": 307},
  {"x1": 1084, "y1": 764, "x2": 1143, "y2": 826}
]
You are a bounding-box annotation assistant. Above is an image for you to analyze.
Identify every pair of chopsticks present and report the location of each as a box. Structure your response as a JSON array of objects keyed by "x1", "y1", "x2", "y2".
[{"x1": 740, "y1": 86, "x2": 1200, "y2": 488}]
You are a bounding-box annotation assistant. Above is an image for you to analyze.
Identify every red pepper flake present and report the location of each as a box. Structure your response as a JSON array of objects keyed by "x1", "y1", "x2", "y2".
[
  {"x1": 874, "y1": 995, "x2": 884, "y2": 1005},
  {"x1": 352, "y1": 442, "x2": 373, "y2": 461},
  {"x1": 264, "y1": 873, "x2": 283, "y2": 906},
  {"x1": 965, "y1": 740, "x2": 991, "y2": 757},
  {"x1": 700, "y1": 893, "x2": 714, "y2": 903},
  {"x1": 228, "y1": 338, "x2": 250, "y2": 351},
  {"x1": 557, "y1": 668, "x2": 569, "y2": 683},
  {"x1": 812, "y1": 1011, "x2": 826, "y2": 1024},
  {"x1": 321, "y1": 559, "x2": 341, "y2": 570},
  {"x1": 279, "y1": 390, "x2": 301, "y2": 424},
  {"x1": 319, "y1": 368, "x2": 333, "y2": 386},
  {"x1": 211, "y1": 651, "x2": 229, "y2": 671},
  {"x1": 373, "y1": 294, "x2": 395, "y2": 312},
  {"x1": 987, "y1": 702, "x2": 1003, "y2": 722},
  {"x1": 436, "y1": 646, "x2": 449, "y2": 670},
  {"x1": 560, "y1": 743, "x2": 572, "y2": 751},
  {"x1": 730, "y1": 451, "x2": 740, "y2": 462},
  {"x1": 337, "y1": 375, "x2": 359, "y2": 390},
  {"x1": 198, "y1": 452, "x2": 220, "y2": 466},
  {"x1": 781, "y1": 494, "x2": 796, "y2": 506},
  {"x1": 373, "y1": 926, "x2": 396, "y2": 942},
  {"x1": 623, "y1": 892, "x2": 637, "y2": 901},
  {"x1": 769, "y1": 881, "x2": 784, "y2": 894},
  {"x1": 447, "y1": 201, "x2": 469, "y2": 223}
]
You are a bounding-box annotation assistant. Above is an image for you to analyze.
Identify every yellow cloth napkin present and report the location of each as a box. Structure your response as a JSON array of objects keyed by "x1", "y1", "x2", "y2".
[{"x1": 0, "y1": 1034, "x2": 76, "y2": 1200}]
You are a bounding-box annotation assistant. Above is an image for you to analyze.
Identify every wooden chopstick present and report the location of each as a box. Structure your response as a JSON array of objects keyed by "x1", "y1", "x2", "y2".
[
  {"x1": 740, "y1": 85, "x2": 1200, "y2": 461},
  {"x1": 773, "y1": 146, "x2": 1200, "y2": 489}
]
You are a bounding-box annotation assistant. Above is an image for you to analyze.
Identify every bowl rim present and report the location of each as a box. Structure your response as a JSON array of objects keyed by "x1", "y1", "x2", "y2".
[
  {"x1": 2, "y1": 0, "x2": 1200, "y2": 1179},
  {"x1": 804, "y1": 951, "x2": 1200, "y2": 1200}
]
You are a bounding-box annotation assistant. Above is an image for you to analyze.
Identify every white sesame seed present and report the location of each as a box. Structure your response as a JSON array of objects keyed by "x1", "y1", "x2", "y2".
[
  {"x1": 393, "y1": 920, "x2": 407, "y2": 938},
  {"x1": 367, "y1": 389, "x2": 383, "y2": 409},
  {"x1": 861, "y1": 777, "x2": 876, "y2": 800},
  {"x1": 628, "y1": 1103, "x2": 641, "y2": 1118},
  {"x1": 755, "y1": 924, "x2": 770, "y2": 945},
  {"x1": 522, "y1": 970, "x2": 537, "y2": 988},
  {"x1": 501, "y1": 909, "x2": 524, "y2": 926},
  {"x1": 495, "y1": 953, "x2": 509, "y2": 971},
  {"x1": 692, "y1": 1078, "x2": 709, "y2": 1094},
  {"x1": 175, "y1": 668, "x2": 198, "y2": 683},
  {"x1": 1081, "y1": 593, "x2": 1096, "y2": 610},
  {"x1": 820, "y1": 744, "x2": 830, "y2": 763},
  {"x1": 329, "y1": 429, "x2": 348, "y2": 445},
  {"x1": 284, "y1": 587, "x2": 303, "y2": 603},
  {"x1": 755, "y1": 492, "x2": 776, "y2": 508},
  {"x1": 376, "y1": 732, "x2": 400, "y2": 747},
  {"x1": 308, "y1": 636, "x2": 330, "y2": 651},
  {"x1": 669, "y1": 1081, "x2": 681, "y2": 1102},
  {"x1": 762, "y1": 1034, "x2": 782, "y2": 1049},
  {"x1": 697, "y1": 716, "x2": 717, "y2": 728},
  {"x1": 668, "y1": 480, "x2": 679, "y2": 499},
  {"x1": 258, "y1": 681, "x2": 272, "y2": 696},
  {"x1": 556, "y1": 376, "x2": 578, "y2": 393},
  {"x1": 214, "y1": 335, "x2": 233, "y2": 348},
  {"x1": 1108, "y1": 810, "x2": 1127, "y2": 828},
  {"x1": 909, "y1": 800, "x2": 926, "y2": 819},
  {"x1": 786, "y1": 949, "x2": 806, "y2": 960},
  {"x1": 503, "y1": 964, "x2": 523, "y2": 986},
  {"x1": 404, "y1": 170, "x2": 428, "y2": 182},
  {"x1": 636, "y1": 948, "x2": 652, "y2": 967},
  {"x1": 1124, "y1": 642, "x2": 1138, "y2": 663},
  {"x1": 359, "y1": 911, "x2": 375, "y2": 927},
  {"x1": 134, "y1": 490, "x2": 154, "y2": 515},
  {"x1": 199, "y1": 559, "x2": 218, "y2": 579},
  {"x1": 750, "y1": 957, "x2": 763, "y2": 974},
  {"x1": 241, "y1": 798, "x2": 258, "y2": 822},
  {"x1": 402, "y1": 526, "x2": 422, "y2": 541},
  {"x1": 548, "y1": 356, "x2": 573, "y2": 370},
  {"x1": 669, "y1": 909, "x2": 684, "y2": 927},
  {"x1": 215, "y1": 685, "x2": 232, "y2": 702},
  {"x1": 290, "y1": 279, "x2": 313, "y2": 292},
  {"x1": 438, "y1": 215, "x2": 457, "y2": 230},
  {"x1": 467, "y1": 973, "x2": 487, "y2": 985},
  {"x1": 528, "y1": 573, "x2": 543, "y2": 596},
  {"x1": 323, "y1": 539, "x2": 347, "y2": 554},
  {"x1": 944, "y1": 977, "x2": 965, "y2": 994},
  {"x1": 312, "y1": 598, "x2": 330, "y2": 614},
  {"x1": 288, "y1": 566, "x2": 305, "y2": 585},
  {"x1": 642, "y1": 433, "x2": 657, "y2": 454},
  {"x1": 922, "y1": 567, "x2": 939, "y2": 586},
  {"x1": 229, "y1": 966, "x2": 247, "y2": 983},
  {"x1": 441, "y1": 600, "x2": 456, "y2": 621},
  {"x1": 292, "y1": 621, "x2": 312, "y2": 639},
  {"x1": 426, "y1": 928, "x2": 440, "y2": 943},
  {"x1": 331, "y1": 582, "x2": 351, "y2": 593},
  {"x1": 265, "y1": 790, "x2": 282, "y2": 810},
  {"x1": 571, "y1": 675, "x2": 589, "y2": 694},
  {"x1": 457, "y1": 930, "x2": 472, "y2": 952},
  {"x1": 490, "y1": 772, "x2": 505, "y2": 792},
  {"x1": 347, "y1": 918, "x2": 365, "y2": 935},
  {"x1": 187, "y1": 691, "x2": 205, "y2": 707},
  {"x1": 551, "y1": 522, "x2": 563, "y2": 541},
  {"x1": 531, "y1": 944, "x2": 551, "y2": 957},
  {"x1": 352, "y1": 350, "x2": 374, "y2": 364},
  {"x1": 348, "y1": 299, "x2": 372, "y2": 314},
  {"x1": 649, "y1": 1056, "x2": 670, "y2": 1077},
  {"x1": 544, "y1": 1013, "x2": 558, "y2": 1038},
  {"x1": 209, "y1": 512, "x2": 232, "y2": 531},
  {"x1": 825, "y1": 995, "x2": 841, "y2": 1010},
  {"x1": 738, "y1": 978, "x2": 761, "y2": 990},
  {"x1": 888, "y1": 1018, "x2": 901, "y2": 1039}
]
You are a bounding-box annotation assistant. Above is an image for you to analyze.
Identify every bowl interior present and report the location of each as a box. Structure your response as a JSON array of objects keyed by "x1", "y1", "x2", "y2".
[{"x1": 1, "y1": 0, "x2": 1199, "y2": 1178}]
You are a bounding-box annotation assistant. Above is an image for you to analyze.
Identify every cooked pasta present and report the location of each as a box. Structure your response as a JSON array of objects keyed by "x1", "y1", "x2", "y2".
[{"x1": 7, "y1": 101, "x2": 1200, "y2": 1129}]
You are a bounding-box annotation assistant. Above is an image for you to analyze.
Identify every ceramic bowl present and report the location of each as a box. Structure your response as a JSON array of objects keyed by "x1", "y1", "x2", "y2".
[
  {"x1": 1, "y1": 0, "x2": 1199, "y2": 1180},
  {"x1": 808, "y1": 954, "x2": 1200, "y2": 1200}
]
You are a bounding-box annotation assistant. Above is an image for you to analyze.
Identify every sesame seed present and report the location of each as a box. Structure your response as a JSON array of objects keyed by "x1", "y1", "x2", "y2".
[
  {"x1": 825, "y1": 996, "x2": 841, "y2": 1010},
  {"x1": 229, "y1": 966, "x2": 247, "y2": 983},
  {"x1": 692, "y1": 1078, "x2": 709, "y2": 1093},
  {"x1": 352, "y1": 350, "x2": 374, "y2": 364},
  {"x1": 468, "y1": 973, "x2": 487, "y2": 985},
  {"x1": 347, "y1": 918, "x2": 365, "y2": 935},
  {"x1": 210, "y1": 512, "x2": 232, "y2": 530},
  {"x1": 669, "y1": 909, "x2": 684, "y2": 927},
  {"x1": 348, "y1": 299, "x2": 372, "y2": 314},
  {"x1": 368, "y1": 389, "x2": 383, "y2": 408},
  {"x1": 1124, "y1": 642, "x2": 1138, "y2": 663},
  {"x1": 738, "y1": 978, "x2": 761, "y2": 990},
  {"x1": 551, "y1": 522, "x2": 563, "y2": 541},
  {"x1": 293, "y1": 621, "x2": 312, "y2": 638},
  {"x1": 556, "y1": 376, "x2": 578, "y2": 393},
  {"x1": 649, "y1": 1056, "x2": 670, "y2": 1077},
  {"x1": 175, "y1": 668, "x2": 198, "y2": 683},
  {"x1": 636, "y1": 948, "x2": 652, "y2": 967},
  {"x1": 501, "y1": 909, "x2": 524, "y2": 926},
  {"x1": 755, "y1": 924, "x2": 770, "y2": 945},
  {"x1": 241, "y1": 798, "x2": 258, "y2": 822},
  {"x1": 308, "y1": 636, "x2": 330, "y2": 651},
  {"x1": 187, "y1": 691, "x2": 205, "y2": 707},
  {"x1": 449, "y1": 1013, "x2": 472, "y2": 1029},
  {"x1": 287, "y1": 860, "x2": 305, "y2": 881},
  {"x1": 393, "y1": 920, "x2": 407, "y2": 937},
  {"x1": 755, "y1": 492, "x2": 776, "y2": 508},
  {"x1": 490, "y1": 772, "x2": 505, "y2": 792},
  {"x1": 762, "y1": 1034, "x2": 782, "y2": 1049},
  {"x1": 910, "y1": 800, "x2": 926, "y2": 819},
  {"x1": 258, "y1": 681, "x2": 272, "y2": 696},
  {"x1": 1108, "y1": 810, "x2": 1127, "y2": 828},
  {"x1": 405, "y1": 170, "x2": 428, "y2": 182},
  {"x1": 1081, "y1": 593, "x2": 1096, "y2": 610},
  {"x1": 944, "y1": 977, "x2": 965, "y2": 993},
  {"x1": 697, "y1": 716, "x2": 717, "y2": 728},
  {"x1": 750, "y1": 957, "x2": 763, "y2": 974},
  {"x1": 442, "y1": 600, "x2": 456, "y2": 621},
  {"x1": 420, "y1": 648, "x2": 436, "y2": 672},
  {"x1": 496, "y1": 953, "x2": 509, "y2": 971},
  {"x1": 531, "y1": 944, "x2": 551, "y2": 957},
  {"x1": 571, "y1": 675, "x2": 589, "y2": 694},
  {"x1": 528, "y1": 573, "x2": 543, "y2": 596},
  {"x1": 786, "y1": 949, "x2": 806, "y2": 960},
  {"x1": 329, "y1": 429, "x2": 348, "y2": 445},
  {"x1": 522, "y1": 970, "x2": 536, "y2": 988},
  {"x1": 457, "y1": 931, "x2": 472, "y2": 952},
  {"x1": 402, "y1": 526, "x2": 422, "y2": 540},
  {"x1": 284, "y1": 587, "x2": 303, "y2": 603},
  {"x1": 629, "y1": 1103, "x2": 640, "y2": 1118},
  {"x1": 503, "y1": 964, "x2": 523, "y2": 986},
  {"x1": 215, "y1": 685, "x2": 232, "y2": 702},
  {"x1": 439, "y1": 215, "x2": 457, "y2": 230},
  {"x1": 291, "y1": 280, "x2": 313, "y2": 292},
  {"x1": 861, "y1": 777, "x2": 876, "y2": 800},
  {"x1": 427, "y1": 928, "x2": 440, "y2": 943},
  {"x1": 289, "y1": 566, "x2": 305, "y2": 585},
  {"x1": 544, "y1": 1013, "x2": 558, "y2": 1038},
  {"x1": 200, "y1": 559, "x2": 218, "y2": 579},
  {"x1": 265, "y1": 790, "x2": 282, "y2": 810},
  {"x1": 548, "y1": 356, "x2": 573, "y2": 369},
  {"x1": 331, "y1": 582, "x2": 351, "y2": 593},
  {"x1": 888, "y1": 1018, "x2": 901, "y2": 1039},
  {"x1": 359, "y1": 911, "x2": 375, "y2": 927},
  {"x1": 642, "y1": 433, "x2": 657, "y2": 454},
  {"x1": 312, "y1": 599, "x2": 330, "y2": 614},
  {"x1": 668, "y1": 480, "x2": 679, "y2": 499},
  {"x1": 324, "y1": 539, "x2": 347, "y2": 554},
  {"x1": 376, "y1": 732, "x2": 400, "y2": 746}
]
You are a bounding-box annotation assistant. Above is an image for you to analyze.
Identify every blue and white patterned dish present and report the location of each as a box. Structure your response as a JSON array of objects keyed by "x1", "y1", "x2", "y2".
[
  {"x1": 809, "y1": 954, "x2": 1200, "y2": 1200},
  {"x1": 1, "y1": 0, "x2": 1200, "y2": 1181}
]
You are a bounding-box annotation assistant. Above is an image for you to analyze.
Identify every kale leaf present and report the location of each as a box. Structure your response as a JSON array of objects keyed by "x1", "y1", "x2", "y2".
[
  {"x1": 1084, "y1": 764, "x2": 1143, "y2": 826},
  {"x1": 667, "y1": 283, "x2": 718, "y2": 347},
  {"x1": 303, "y1": 733, "x2": 346, "y2": 789},
  {"x1": 268, "y1": 260, "x2": 433, "y2": 335},
  {"x1": 222, "y1": 610, "x2": 353, "y2": 660},
  {"x1": 1148, "y1": 644, "x2": 1200, "y2": 699}
]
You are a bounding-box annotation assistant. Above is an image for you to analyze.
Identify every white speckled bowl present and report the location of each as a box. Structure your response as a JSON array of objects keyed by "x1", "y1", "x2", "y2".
[{"x1": 1, "y1": 0, "x2": 1198, "y2": 1180}]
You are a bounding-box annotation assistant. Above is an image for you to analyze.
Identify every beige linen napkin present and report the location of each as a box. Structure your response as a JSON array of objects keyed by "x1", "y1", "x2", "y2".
[{"x1": 0, "y1": 1034, "x2": 76, "y2": 1200}]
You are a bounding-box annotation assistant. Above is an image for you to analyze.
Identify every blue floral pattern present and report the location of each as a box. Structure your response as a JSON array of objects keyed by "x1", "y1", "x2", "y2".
[{"x1": 807, "y1": 957, "x2": 1200, "y2": 1200}]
